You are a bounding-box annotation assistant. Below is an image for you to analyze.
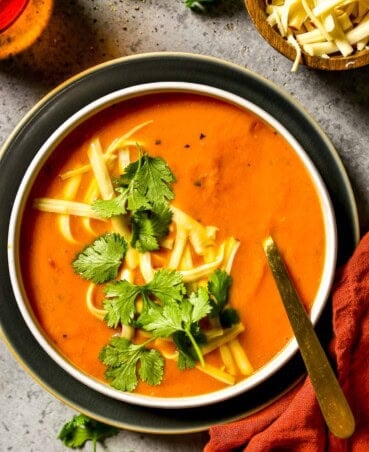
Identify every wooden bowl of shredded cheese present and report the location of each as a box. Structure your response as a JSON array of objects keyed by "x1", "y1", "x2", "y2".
[{"x1": 245, "y1": 0, "x2": 369, "y2": 71}]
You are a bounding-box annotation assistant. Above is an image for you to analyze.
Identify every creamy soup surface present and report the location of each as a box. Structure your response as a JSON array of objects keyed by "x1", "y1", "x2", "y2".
[{"x1": 20, "y1": 93, "x2": 325, "y2": 397}]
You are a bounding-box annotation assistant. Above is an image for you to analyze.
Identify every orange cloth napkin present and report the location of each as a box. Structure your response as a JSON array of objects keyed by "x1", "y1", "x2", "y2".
[{"x1": 205, "y1": 232, "x2": 369, "y2": 452}]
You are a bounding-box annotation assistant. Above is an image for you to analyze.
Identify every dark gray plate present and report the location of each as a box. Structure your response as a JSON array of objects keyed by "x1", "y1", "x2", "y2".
[{"x1": 0, "y1": 53, "x2": 359, "y2": 433}]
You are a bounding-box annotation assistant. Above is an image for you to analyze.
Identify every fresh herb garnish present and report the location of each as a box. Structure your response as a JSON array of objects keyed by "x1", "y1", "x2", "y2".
[
  {"x1": 101, "y1": 271, "x2": 212, "y2": 388},
  {"x1": 103, "y1": 269, "x2": 186, "y2": 328},
  {"x1": 185, "y1": 0, "x2": 218, "y2": 11},
  {"x1": 208, "y1": 269, "x2": 240, "y2": 328},
  {"x1": 72, "y1": 233, "x2": 128, "y2": 284},
  {"x1": 218, "y1": 307, "x2": 240, "y2": 328},
  {"x1": 91, "y1": 187, "x2": 130, "y2": 218},
  {"x1": 100, "y1": 269, "x2": 240, "y2": 390},
  {"x1": 91, "y1": 149, "x2": 176, "y2": 253},
  {"x1": 130, "y1": 202, "x2": 173, "y2": 252},
  {"x1": 138, "y1": 286, "x2": 212, "y2": 367},
  {"x1": 173, "y1": 331, "x2": 198, "y2": 370},
  {"x1": 99, "y1": 336, "x2": 164, "y2": 391},
  {"x1": 58, "y1": 414, "x2": 118, "y2": 451},
  {"x1": 122, "y1": 151, "x2": 176, "y2": 209},
  {"x1": 208, "y1": 269, "x2": 232, "y2": 308}
]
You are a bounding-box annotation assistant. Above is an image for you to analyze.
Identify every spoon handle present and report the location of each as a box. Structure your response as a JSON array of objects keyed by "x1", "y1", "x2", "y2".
[{"x1": 263, "y1": 236, "x2": 355, "y2": 439}]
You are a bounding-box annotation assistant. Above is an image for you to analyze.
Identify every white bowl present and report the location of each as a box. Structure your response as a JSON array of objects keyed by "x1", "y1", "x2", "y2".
[{"x1": 7, "y1": 81, "x2": 337, "y2": 409}]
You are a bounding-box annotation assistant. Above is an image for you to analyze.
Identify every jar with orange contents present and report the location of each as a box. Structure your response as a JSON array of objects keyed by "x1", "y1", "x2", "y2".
[{"x1": 0, "y1": 0, "x2": 53, "y2": 59}]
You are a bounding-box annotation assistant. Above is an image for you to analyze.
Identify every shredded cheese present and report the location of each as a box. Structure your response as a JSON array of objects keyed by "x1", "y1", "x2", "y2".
[{"x1": 266, "y1": 0, "x2": 369, "y2": 71}]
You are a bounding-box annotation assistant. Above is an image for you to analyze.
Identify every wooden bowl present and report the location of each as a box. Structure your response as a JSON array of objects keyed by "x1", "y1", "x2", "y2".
[{"x1": 245, "y1": 0, "x2": 369, "y2": 70}]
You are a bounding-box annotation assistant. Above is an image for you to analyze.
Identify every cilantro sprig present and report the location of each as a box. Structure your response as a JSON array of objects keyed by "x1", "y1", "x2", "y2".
[
  {"x1": 99, "y1": 269, "x2": 239, "y2": 391},
  {"x1": 91, "y1": 149, "x2": 176, "y2": 253},
  {"x1": 99, "y1": 337, "x2": 164, "y2": 391},
  {"x1": 103, "y1": 269, "x2": 186, "y2": 327},
  {"x1": 122, "y1": 151, "x2": 176, "y2": 208},
  {"x1": 72, "y1": 233, "x2": 128, "y2": 284},
  {"x1": 58, "y1": 414, "x2": 118, "y2": 451},
  {"x1": 209, "y1": 269, "x2": 240, "y2": 328},
  {"x1": 130, "y1": 201, "x2": 173, "y2": 252},
  {"x1": 92, "y1": 152, "x2": 175, "y2": 217},
  {"x1": 91, "y1": 187, "x2": 130, "y2": 218},
  {"x1": 139, "y1": 286, "x2": 211, "y2": 367},
  {"x1": 99, "y1": 283, "x2": 211, "y2": 391}
]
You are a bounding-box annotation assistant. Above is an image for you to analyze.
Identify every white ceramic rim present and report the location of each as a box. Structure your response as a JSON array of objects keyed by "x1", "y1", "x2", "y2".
[{"x1": 8, "y1": 81, "x2": 337, "y2": 409}]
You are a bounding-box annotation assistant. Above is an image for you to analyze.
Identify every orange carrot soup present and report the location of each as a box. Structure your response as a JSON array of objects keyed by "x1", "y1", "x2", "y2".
[{"x1": 20, "y1": 92, "x2": 326, "y2": 398}]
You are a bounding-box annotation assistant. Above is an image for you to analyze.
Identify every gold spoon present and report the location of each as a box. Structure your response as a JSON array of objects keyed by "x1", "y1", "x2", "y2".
[{"x1": 263, "y1": 236, "x2": 355, "y2": 439}]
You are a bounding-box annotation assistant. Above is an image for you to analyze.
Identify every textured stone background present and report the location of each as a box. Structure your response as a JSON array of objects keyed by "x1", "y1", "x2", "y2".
[{"x1": 1, "y1": 0, "x2": 369, "y2": 450}]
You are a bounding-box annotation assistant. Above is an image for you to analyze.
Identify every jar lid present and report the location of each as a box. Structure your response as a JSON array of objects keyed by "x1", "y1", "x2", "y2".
[{"x1": 0, "y1": 0, "x2": 29, "y2": 31}]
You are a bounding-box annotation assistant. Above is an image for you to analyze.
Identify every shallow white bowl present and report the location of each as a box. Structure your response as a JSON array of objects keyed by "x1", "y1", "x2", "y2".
[{"x1": 7, "y1": 81, "x2": 337, "y2": 409}]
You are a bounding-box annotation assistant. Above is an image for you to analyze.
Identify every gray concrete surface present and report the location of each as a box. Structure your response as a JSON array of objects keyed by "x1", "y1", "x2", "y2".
[{"x1": 1, "y1": 0, "x2": 369, "y2": 451}]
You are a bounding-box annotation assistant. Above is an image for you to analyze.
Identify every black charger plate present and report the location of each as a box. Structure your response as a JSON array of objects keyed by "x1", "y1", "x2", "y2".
[{"x1": 0, "y1": 53, "x2": 359, "y2": 433}]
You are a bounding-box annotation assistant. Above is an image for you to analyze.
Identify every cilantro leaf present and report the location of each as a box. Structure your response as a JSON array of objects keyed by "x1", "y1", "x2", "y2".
[
  {"x1": 123, "y1": 152, "x2": 175, "y2": 209},
  {"x1": 72, "y1": 233, "x2": 127, "y2": 284},
  {"x1": 130, "y1": 202, "x2": 173, "y2": 252},
  {"x1": 139, "y1": 287, "x2": 211, "y2": 336},
  {"x1": 139, "y1": 286, "x2": 211, "y2": 366},
  {"x1": 103, "y1": 280, "x2": 141, "y2": 327},
  {"x1": 173, "y1": 331, "x2": 196, "y2": 370},
  {"x1": 144, "y1": 269, "x2": 186, "y2": 304},
  {"x1": 139, "y1": 347, "x2": 166, "y2": 385},
  {"x1": 189, "y1": 286, "x2": 211, "y2": 323},
  {"x1": 172, "y1": 330, "x2": 207, "y2": 371},
  {"x1": 219, "y1": 307, "x2": 240, "y2": 328},
  {"x1": 177, "y1": 350, "x2": 196, "y2": 370},
  {"x1": 58, "y1": 414, "x2": 118, "y2": 450},
  {"x1": 91, "y1": 187, "x2": 128, "y2": 218},
  {"x1": 185, "y1": 0, "x2": 218, "y2": 11},
  {"x1": 99, "y1": 336, "x2": 164, "y2": 392},
  {"x1": 103, "y1": 269, "x2": 186, "y2": 328},
  {"x1": 208, "y1": 270, "x2": 240, "y2": 328},
  {"x1": 139, "y1": 302, "x2": 183, "y2": 337},
  {"x1": 208, "y1": 269, "x2": 232, "y2": 311}
]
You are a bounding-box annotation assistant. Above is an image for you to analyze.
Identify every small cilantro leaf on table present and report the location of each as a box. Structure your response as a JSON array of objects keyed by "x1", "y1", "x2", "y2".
[
  {"x1": 99, "y1": 336, "x2": 164, "y2": 391},
  {"x1": 72, "y1": 233, "x2": 127, "y2": 284},
  {"x1": 185, "y1": 0, "x2": 218, "y2": 11},
  {"x1": 58, "y1": 414, "x2": 118, "y2": 451}
]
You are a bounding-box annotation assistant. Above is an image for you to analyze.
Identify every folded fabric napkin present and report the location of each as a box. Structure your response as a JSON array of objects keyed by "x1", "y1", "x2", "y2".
[{"x1": 205, "y1": 232, "x2": 369, "y2": 451}]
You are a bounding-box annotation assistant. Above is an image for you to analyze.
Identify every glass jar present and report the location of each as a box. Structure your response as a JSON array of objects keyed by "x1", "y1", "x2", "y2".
[{"x1": 0, "y1": 0, "x2": 53, "y2": 59}]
